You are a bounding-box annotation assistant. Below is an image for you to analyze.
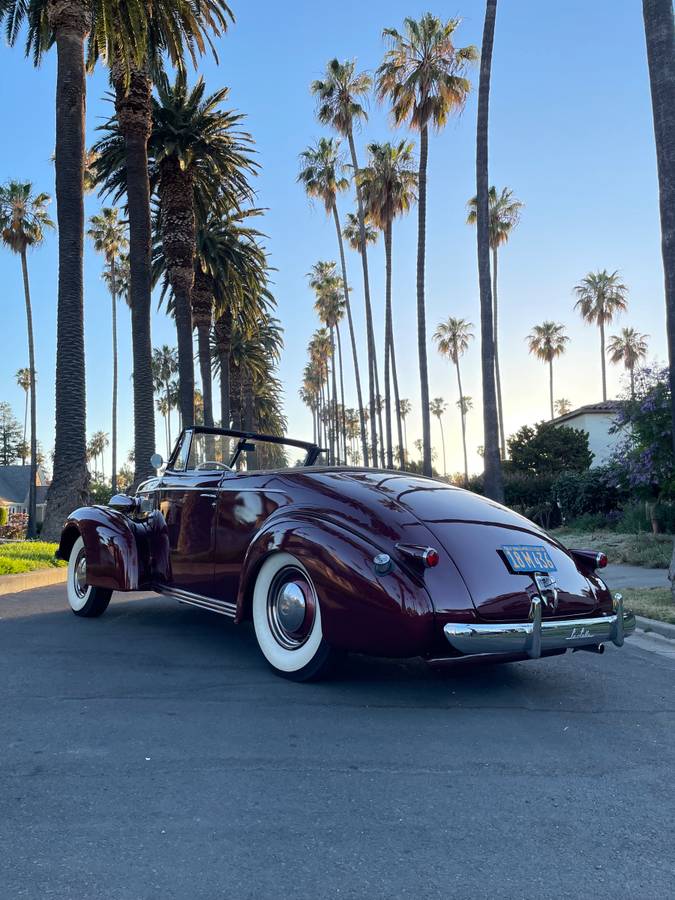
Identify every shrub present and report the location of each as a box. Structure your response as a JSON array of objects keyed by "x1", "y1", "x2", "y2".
[
  {"x1": 552, "y1": 468, "x2": 624, "y2": 522},
  {"x1": 506, "y1": 421, "x2": 593, "y2": 476},
  {"x1": 0, "y1": 507, "x2": 7, "y2": 527}
]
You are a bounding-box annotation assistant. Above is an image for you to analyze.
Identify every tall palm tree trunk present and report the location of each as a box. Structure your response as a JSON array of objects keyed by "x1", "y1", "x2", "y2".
[
  {"x1": 492, "y1": 247, "x2": 506, "y2": 456},
  {"x1": 42, "y1": 4, "x2": 91, "y2": 540},
  {"x1": 383, "y1": 223, "x2": 394, "y2": 468},
  {"x1": 417, "y1": 125, "x2": 432, "y2": 477},
  {"x1": 113, "y1": 65, "x2": 156, "y2": 486},
  {"x1": 347, "y1": 130, "x2": 380, "y2": 465},
  {"x1": 20, "y1": 251, "x2": 37, "y2": 537},
  {"x1": 110, "y1": 257, "x2": 118, "y2": 493},
  {"x1": 600, "y1": 320, "x2": 607, "y2": 401},
  {"x1": 165, "y1": 380, "x2": 172, "y2": 451},
  {"x1": 643, "y1": 0, "x2": 675, "y2": 596},
  {"x1": 386, "y1": 224, "x2": 405, "y2": 469},
  {"x1": 335, "y1": 324, "x2": 347, "y2": 464},
  {"x1": 402, "y1": 417, "x2": 408, "y2": 468},
  {"x1": 476, "y1": 0, "x2": 504, "y2": 502},
  {"x1": 159, "y1": 159, "x2": 195, "y2": 427},
  {"x1": 197, "y1": 323, "x2": 214, "y2": 427},
  {"x1": 332, "y1": 203, "x2": 368, "y2": 464},
  {"x1": 214, "y1": 307, "x2": 232, "y2": 432},
  {"x1": 456, "y1": 361, "x2": 469, "y2": 487},
  {"x1": 22, "y1": 389, "x2": 28, "y2": 457},
  {"x1": 630, "y1": 365, "x2": 636, "y2": 400},
  {"x1": 439, "y1": 418, "x2": 447, "y2": 477},
  {"x1": 643, "y1": 0, "x2": 675, "y2": 464},
  {"x1": 329, "y1": 326, "x2": 339, "y2": 463},
  {"x1": 549, "y1": 358, "x2": 554, "y2": 420}
]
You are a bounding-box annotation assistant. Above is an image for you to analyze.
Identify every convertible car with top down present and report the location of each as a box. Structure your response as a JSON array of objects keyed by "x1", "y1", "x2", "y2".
[{"x1": 57, "y1": 426, "x2": 635, "y2": 681}]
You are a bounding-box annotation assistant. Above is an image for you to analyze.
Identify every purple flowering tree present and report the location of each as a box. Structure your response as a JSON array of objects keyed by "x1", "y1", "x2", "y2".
[{"x1": 609, "y1": 366, "x2": 673, "y2": 536}]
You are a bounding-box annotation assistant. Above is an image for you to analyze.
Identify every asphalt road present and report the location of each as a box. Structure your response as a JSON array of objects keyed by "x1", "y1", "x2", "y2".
[
  {"x1": 604, "y1": 563, "x2": 669, "y2": 589},
  {"x1": 2, "y1": 586, "x2": 674, "y2": 900}
]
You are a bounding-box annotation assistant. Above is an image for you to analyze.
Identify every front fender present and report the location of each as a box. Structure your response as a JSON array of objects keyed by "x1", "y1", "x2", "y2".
[
  {"x1": 236, "y1": 515, "x2": 435, "y2": 658},
  {"x1": 58, "y1": 507, "x2": 170, "y2": 592}
]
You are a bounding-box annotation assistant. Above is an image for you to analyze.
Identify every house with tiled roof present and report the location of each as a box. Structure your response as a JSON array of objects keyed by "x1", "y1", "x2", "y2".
[
  {"x1": 552, "y1": 401, "x2": 624, "y2": 467},
  {"x1": 0, "y1": 466, "x2": 49, "y2": 522}
]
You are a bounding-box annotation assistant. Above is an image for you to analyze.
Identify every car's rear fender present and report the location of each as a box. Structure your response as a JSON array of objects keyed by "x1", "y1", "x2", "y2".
[
  {"x1": 58, "y1": 506, "x2": 170, "y2": 592},
  {"x1": 236, "y1": 514, "x2": 436, "y2": 658}
]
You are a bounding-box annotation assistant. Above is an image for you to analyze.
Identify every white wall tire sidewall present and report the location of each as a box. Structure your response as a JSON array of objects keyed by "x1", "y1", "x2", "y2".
[
  {"x1": 67, "y1": 536, "x2": 92, "y2": 612},
  {"x1": 253, "y1": 553, "x2": 324, "y2": 673}
]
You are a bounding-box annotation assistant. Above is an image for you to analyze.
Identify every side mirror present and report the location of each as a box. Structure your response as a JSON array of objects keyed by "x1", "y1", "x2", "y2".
[
  {"x1": 150, "y1": 452, "x2": 164, "y2": 470},
  {"x1": 108, "y1": 494, "x2": 138, "y2": 514}
]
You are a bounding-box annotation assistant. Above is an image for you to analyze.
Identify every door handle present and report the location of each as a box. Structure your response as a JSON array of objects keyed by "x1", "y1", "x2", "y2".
[{"x1": 200, "y1": 492, "x2": 217, "y2": 497}]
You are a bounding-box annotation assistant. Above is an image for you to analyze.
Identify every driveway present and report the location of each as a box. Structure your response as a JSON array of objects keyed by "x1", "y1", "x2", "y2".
[
  {"x1": 604, "y1": 563, "x2": 670, "y2": 590},
  {"x1": 1, "y1": 585, "x2": 674, "y2": 899}
]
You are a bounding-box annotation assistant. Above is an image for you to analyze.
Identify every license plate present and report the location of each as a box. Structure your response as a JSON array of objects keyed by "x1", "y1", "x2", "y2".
[{"x1": 501, "y1": 544, "x2": 557, "y2": 574}]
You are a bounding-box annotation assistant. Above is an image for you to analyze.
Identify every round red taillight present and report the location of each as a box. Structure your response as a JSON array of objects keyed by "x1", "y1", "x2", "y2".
[
  {"x1": 596, "y1": 552, "x2": 608, "y2": 569},
  {"x1": 423, "y1": 548, "x2": 440, "y2": 568}
]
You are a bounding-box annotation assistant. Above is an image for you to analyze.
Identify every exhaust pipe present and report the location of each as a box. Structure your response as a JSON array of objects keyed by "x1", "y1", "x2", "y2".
[{"x1": 573, "y1": 643, "x2": 605, "y2": 655}]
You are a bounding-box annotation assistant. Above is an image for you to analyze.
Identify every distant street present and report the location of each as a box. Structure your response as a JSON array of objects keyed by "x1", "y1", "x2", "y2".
[{"x1": 1, "y1": 585, "x2": 674, "y2": 899}]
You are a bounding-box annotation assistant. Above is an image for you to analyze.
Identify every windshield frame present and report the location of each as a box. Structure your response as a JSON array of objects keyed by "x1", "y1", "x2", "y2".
[{"x1": 165, "y1": 427, "x2": 324, "y2": 473}]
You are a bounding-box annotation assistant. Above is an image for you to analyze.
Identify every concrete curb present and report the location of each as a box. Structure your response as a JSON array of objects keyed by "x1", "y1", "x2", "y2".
[
  {"x1": 636, "y1": 615, "x2": 675, "y2": 641},
  {"x1": 0, "y1": 567, "x2": 67, "y2": 597}
]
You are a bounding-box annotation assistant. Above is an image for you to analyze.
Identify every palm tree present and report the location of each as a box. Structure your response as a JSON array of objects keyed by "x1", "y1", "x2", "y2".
[
  {"x1": 205, "y1": 208, "x2": 271, "y2": 438},
  {"x1": 554, "y1": 398, "x2": 572, "y2": 417},
  {"x1": 150, "y1": 74, "x2": 256, "y2": 428},
  {"x1": 311, "y1": 59, "x2": 380, "y2": 466},
  {"x1": 574, "y1": 270, "x2": 629, "y2": 401},
  {"x1": 152, "y1": 346, "x2": 179, "y2": 455},
  {"x1": 87, "y1": 208, "x2": 128, "y2": 493},
  {"x1": 474, "y1": 0, "x2": 503, "y2": 502},
  {"x1": 298, "y1": 137, "x2": 368, "y2": 465},
  {"x1": 377, "y1": 15, "x2": 477, "y2": 477},
  {"x1": 342, "y1": 213, "x2": 378, "y2": 251},
  {"x1": 2, "y1": 2, "x2": 103, "y2": 536},
  {"x1": 0, "y1": 182, "x2": 53, "y2": 537},
  {"x1": 526, "y1": 321, "x2": 570, "y2": 419},
  {"x1": 429, "y1": 398, "x2": 448, "y2": 476},
  {"x1": 434, "y1": 317, "x2": 474, "y2": 486},
  {"x1": 607, "y1": 328, "x2": 649, "y2": 398},
  {"x1": 15, "y1": 368, "x2": 31, "y2": 458},
  {"x1": 309, "y1": 261, "x2": 347, "y2": 463},
  {"x1": 398, "y1": 398, "x2": 411, "y2": 467},
  {"x1": 358, "y1": 140, "x2": 418, "y2": 469},
  {"x1": 643, "y1": 0, "x2": 675, "y2": 481},
  {"x1": 467, "y1": 186, "x2": 523, "y2": 456},
  {"x1": 92, "y1": 0, "x2": 234, "y2": 486}
]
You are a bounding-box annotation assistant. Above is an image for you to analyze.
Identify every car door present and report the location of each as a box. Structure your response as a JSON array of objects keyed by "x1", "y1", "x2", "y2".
[
  {"x1": 212, "y1": 472, "x2": 290, "y2": 603},
  {"x1": 158, "y1": 430, "x2": 222, "y2": 597}
]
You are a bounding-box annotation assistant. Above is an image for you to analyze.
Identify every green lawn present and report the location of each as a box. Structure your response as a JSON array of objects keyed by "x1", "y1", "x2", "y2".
[
  {"x1": 622, "y1": 587, "x2": 675, "y2": 625},
  {"x1": 0, "y1": 541, "x2": 65, "y2": 576},
  {"x1": 553, "y1": 528, "x2": 673, "y2": 569}
]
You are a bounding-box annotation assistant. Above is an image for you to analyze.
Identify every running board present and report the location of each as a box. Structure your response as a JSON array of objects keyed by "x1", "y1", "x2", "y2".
[{"x1": 155, "y1": 585, "x2": 236, "y2": 619}]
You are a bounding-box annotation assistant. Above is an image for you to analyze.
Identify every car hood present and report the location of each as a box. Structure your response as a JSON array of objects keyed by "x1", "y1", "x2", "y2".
[{"x1": 299, "y1": 470, "x2": 603, "y2": 622}]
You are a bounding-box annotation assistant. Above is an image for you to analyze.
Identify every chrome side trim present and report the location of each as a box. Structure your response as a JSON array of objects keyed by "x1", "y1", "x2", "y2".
[
  {"x1": 155, "y1": 585, "x2": 236, "y2": 619},
  {"x1": 443, "y1": 608, "x2": 636, "y2": 659}
]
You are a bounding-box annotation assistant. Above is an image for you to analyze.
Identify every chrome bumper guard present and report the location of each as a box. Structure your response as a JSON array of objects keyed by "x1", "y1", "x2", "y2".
[{"x1": 443, "y1": 594, "x2": 635, "y2": 659}]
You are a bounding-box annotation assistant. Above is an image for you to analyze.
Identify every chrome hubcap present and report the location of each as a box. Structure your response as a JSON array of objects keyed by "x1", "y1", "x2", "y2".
[
  {"x1": 277, "y1": 582, "x2": 307, "y2": 632},
  {"x1": 73, "y1": 549, "x2": 88, "y2": 599},
  {"x1": 267, "y1": 568, "x2": 315, "y2": 650}
]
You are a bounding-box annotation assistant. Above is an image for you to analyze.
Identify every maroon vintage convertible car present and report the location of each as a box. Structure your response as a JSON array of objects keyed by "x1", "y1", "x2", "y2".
[{"x1": 57, "y1": 426, "x2": 635, "y2": 680}]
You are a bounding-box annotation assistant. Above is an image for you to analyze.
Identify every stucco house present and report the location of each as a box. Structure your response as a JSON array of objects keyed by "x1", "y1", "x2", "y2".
[
  {"x1": 0, "y1": 466, "x2": 49, "y2": 523},
  {"x1": 552, "y1": 401, "x2": 624, "y2": 467}
]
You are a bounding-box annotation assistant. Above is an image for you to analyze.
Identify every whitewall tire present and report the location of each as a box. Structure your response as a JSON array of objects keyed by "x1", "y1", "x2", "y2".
[
  {"x1": 67, "y1": 536, "x2": 112, "y2": 618},
  {"x1": 252, "y1": 552, "x2": 337, "y2": 681}
]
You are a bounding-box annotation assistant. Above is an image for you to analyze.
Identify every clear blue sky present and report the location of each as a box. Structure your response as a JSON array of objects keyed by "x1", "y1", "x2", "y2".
[{"x1": 0, "y1": 0, "x2": 666, "y2": 475}]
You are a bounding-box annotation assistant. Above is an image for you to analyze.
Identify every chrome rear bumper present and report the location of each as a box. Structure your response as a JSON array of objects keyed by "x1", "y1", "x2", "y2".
[{"x1": 443, "y1": 594, "x2": 635, "y2": 659}]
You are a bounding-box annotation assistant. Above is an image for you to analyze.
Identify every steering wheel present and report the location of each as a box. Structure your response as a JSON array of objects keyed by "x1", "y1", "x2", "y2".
[{"x1": 195, "y1": 461, "x2": 231, "y2": 471}]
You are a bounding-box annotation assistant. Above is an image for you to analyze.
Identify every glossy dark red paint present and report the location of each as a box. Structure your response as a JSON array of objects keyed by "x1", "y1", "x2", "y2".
[{"x1": 58, "y1": 460, "x2": 614, "y2": 659}]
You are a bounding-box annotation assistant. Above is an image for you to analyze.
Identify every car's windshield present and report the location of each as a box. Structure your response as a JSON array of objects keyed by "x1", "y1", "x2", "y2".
[{"x1": 168, "y1": 429, "x2": 323, "y2": 473}]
